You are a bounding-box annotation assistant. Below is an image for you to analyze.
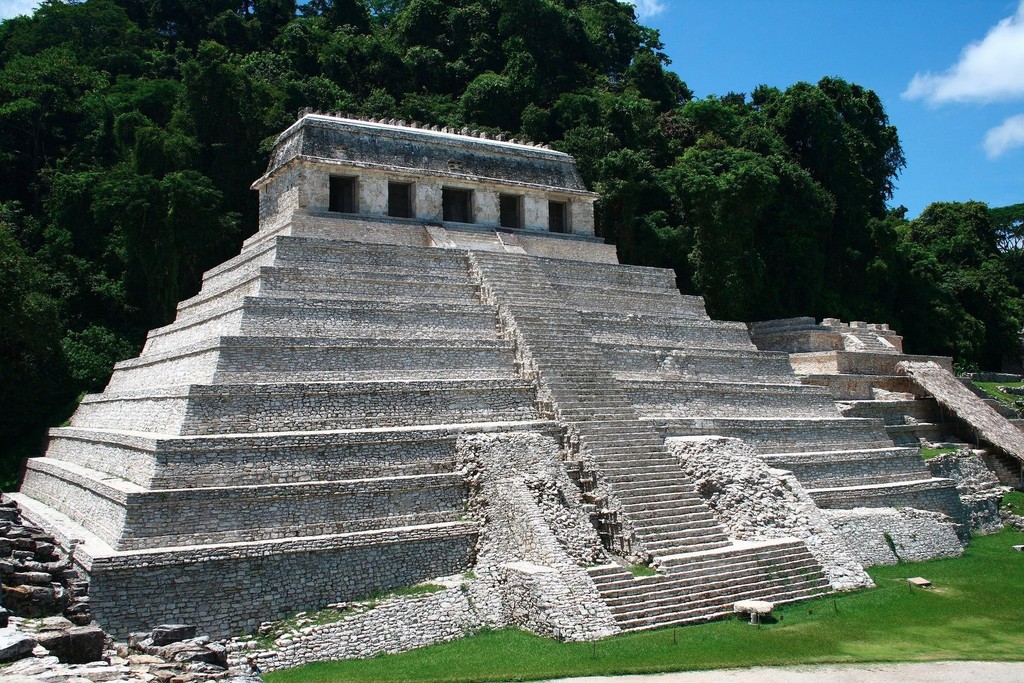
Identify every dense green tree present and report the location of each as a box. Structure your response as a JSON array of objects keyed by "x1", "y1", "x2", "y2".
[
  {"x1": 897, "y1": 202, "x2": 1023, "y2": 367},
  {"x1": 0, "y1": 0, "x2": 1020, "y2": 485}
]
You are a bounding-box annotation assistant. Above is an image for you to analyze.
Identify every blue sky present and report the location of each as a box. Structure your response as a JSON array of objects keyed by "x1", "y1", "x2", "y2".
[
  {"x1": 635, "y1": 0, "x2": 1024, "y2": 216},
  {"x1": 2, "y1": 0, "x2": 1022, "y2": 216}
]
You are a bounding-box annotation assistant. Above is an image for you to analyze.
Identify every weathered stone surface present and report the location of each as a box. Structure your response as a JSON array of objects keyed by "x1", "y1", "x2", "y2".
[
  {"x1": 150, "y1": 624, "x2": 197, "y2": 646},
  {"x1": 3, "y1": 584, "x2": 56, "y2": 617},
  {"x1": 34, "y1": 625, "x2": 105, "y2": 664},
  {"x1": 926, "y1": 452, "x2": 1008, "y2": 534},
  {"x1": 901, "y1": 360, "x2": 1024, "y2": 466},
  {"x1": 823, "y1": 507, "x2": 963, "y2": 566},
  {"x1": 12, "y1": 572, "x2": 54, "y2": 586},
  {"x1": 0, "y1": 628, "x2": 37, "y2": 661},
  {"x1": 666, "y1": 435, "x2": 872, "y2": 591}
]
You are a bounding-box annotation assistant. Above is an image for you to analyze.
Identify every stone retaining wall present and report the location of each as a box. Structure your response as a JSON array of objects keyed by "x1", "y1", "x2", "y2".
[
  {"x1": 72, "y1": 380, "x2": 538, "y2": 435},
  {"x1": 23, "y1": 461, "x2": 466, "y2": 550},
  {"x1": 654, "y1": 416, "x2": 892, "y2": 453},
  {"x1": 808, "y1": 481, "x2": 968, "y2": 536},
  {"x1": 823, "y1": 507, "x2": 963, "y2": 566},
  {"x1": 83, "y1": 527, "x2": 477, "y2": 639},
  {"x1": 625, "y1": 381, "x2": 839, "y2": 419}
]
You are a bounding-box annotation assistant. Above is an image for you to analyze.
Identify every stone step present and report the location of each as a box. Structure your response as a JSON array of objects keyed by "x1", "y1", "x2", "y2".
[
  {"x1": 45, "y1": 420, "x2": 556, "y2": 489},
  {"x1": 652, "y1": 416, "x2": 894, "y2": 453},
  {"x1": 614, "y1": 488, "x2": 699, "y2": 505},
  {"x1": 590, "y1": 548, "x2": 802, "y2": 592},
  {"x1": 597, "y1": 464, "x2": 687, "y2": 481},
  {"x1": 20, "y1": 458, "x2": 468, "y2": 551},
  {"x1": 71, "y1": 378, "x2": 540, "y2": 435},
  {"x1": 618, "y1": 499, "x2": 709, "y2": 518},
  {"x1": 654, "y1": 540, "x2": 814, "y2": 571},
  {"x1": 623, "y1": 379, "x2": 841, "y2": 420},
  {"x1": 580, "y1": 436, "x2": 665, "y2": 450},
  {"x1": 109, "y1": 336, "x2": 518, "y2": 391},
  {"x1": 144, "y1": 296, "x2": 502, "y2": 355},
  {"x1": 599, "y1": 555, "x2": 824, "y2": 606},
  {"x1": 634, "y1": 531, "x2": 730, "y2": 555},
  {"x1": 592, "y1": 542, "x2": 798, "y2": 582},
  {"x1": 632, "y1": 512, "x2": 721, "y2": 533},
  {"x1": 613, "y1": 580, "x2": 830, "y2": 632},
  {"x1": 585, "y1": 446, "x2": 669, "y2": 459},
  {"x1": 619, "y1": 508, "x2": 713, "y2": 527},
  {"x1": 600, "y1": 468, "x2": 685, "y2": 483},
  {"x1": 644, "y1": 537, "x2": 732, "y2": 556}
]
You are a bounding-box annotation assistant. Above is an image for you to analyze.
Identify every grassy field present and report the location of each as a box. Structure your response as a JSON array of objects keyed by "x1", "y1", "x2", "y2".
[{"x1": 266, "y1": 529, "x2": 1024, "y2": 683}]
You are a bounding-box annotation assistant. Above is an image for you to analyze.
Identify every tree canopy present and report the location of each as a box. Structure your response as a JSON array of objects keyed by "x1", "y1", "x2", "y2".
[{"x1": 0, "y1": 0, "x2": 1021, "y2": 483}]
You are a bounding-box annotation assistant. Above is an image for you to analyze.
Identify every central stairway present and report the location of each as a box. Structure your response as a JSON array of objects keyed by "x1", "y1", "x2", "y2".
[{"x1": 469, "y1": 250, "x2": 830, "y2": 631}]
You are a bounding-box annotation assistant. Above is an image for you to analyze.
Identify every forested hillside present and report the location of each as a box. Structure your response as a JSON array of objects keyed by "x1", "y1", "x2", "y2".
[{"x1": 1, "y1": 0, "x2": 1021, "y2": 483}]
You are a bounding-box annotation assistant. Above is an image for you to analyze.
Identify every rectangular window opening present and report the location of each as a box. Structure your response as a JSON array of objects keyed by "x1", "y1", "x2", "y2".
[
  {"x1": 499, "y1": 194, "x2": 523, "y2": 229},
  {"x1": 388, "y1": 181, "x2": 414, "y2": 218},
  {"x1": 329, "y1": 176, "x2": 357, "y2": 213},
  {"x1": 549, "y1": 200, "x2": 568, "y2": 233},
  {"x1": 442, "y1": 188, "x2": 473, "y2": 223}
]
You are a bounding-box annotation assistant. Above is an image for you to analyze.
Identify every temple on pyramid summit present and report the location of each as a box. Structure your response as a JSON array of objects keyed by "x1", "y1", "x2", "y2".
[{"x1": 11, "y1": 111, "x2": 987, "y2": 656}]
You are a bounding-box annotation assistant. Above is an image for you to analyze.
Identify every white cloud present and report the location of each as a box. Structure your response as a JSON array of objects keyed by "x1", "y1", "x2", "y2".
[
  {"x1": 984, "y1": 113, "x2": 1024, "y2": 158},
  {"x1": 629, "y1": 0, "x2": 666, "y2": 20},
  {"x1": 903, "y1": 1, "x2": 1024, "y2": 105}
]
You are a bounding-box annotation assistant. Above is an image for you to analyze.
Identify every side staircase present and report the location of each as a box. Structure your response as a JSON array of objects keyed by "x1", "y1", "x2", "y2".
[{"x1": 469, "y1": 250, "x2": 830, "y2": 631}]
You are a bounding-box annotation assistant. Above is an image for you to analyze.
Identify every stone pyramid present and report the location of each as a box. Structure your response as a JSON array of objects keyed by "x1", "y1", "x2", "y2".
[{"x1": 10, "y1": 114, "x2": 965, "y2": 641}]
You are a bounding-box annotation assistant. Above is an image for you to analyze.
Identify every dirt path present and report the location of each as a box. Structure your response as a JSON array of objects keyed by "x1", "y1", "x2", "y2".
[{"x1": 546, "y1": 661, "x2": 1024, "y2": 683}]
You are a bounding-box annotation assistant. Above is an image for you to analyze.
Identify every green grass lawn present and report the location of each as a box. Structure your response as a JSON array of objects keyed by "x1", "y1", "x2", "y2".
[
  {"x1": 266, "y1": 529, "x2": 1024, "y2": 683},
  {"x1": 920, "y1": 446, "x2": 962, "y2": 460},
  {"x1": 972, "y1": 381, "x2": 1023, "y2": 413}
]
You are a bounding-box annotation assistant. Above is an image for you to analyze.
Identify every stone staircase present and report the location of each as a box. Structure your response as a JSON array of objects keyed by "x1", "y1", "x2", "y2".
[
  {"x1": 565, "y1": 280, "x2": 961, "y2": 524},
  {"x1": 586, "y1": 539, "x2": 828, "y2": 631},
  {"x1": 468, "y1": 250, "x2": 830, "y2": 630}
]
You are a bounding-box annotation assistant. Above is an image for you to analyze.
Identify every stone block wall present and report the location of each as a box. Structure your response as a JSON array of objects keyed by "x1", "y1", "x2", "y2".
[
  {"x1": 84, "y1": 527, "x2": 477, "y2": 638},
  {"x1": 654, "y1": 416, "x2": 896, "y2": 454},
  {"x1": 71, "y1": 380, "x2": 539, "y2": 436},
  {"x1": 44, "y1": 426, "x2": 486, "y2": 490},
  {"x1": 766, "y1": 449, "x2": 931, "y2": 488},
  {"x1": 583, "y1": 314, "x2": 755, "y2": 350},
  {"x1": 809, "y1": 480, "x2": 969, "y2": 536},
  {"x1": 624, "y1": 380, "x2": 840, "y2": 419},
  {"x1": 599, "y1": 346, "x2": 797, "y2": 383},
  {"x1": 823, "y1": 508, "x2": 963, "y2": 566}
]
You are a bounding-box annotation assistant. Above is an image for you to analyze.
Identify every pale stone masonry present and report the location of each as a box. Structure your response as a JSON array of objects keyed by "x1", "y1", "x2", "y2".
[{"x1": 10, "y1": 114, "x2": 967, "y2": 648}]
